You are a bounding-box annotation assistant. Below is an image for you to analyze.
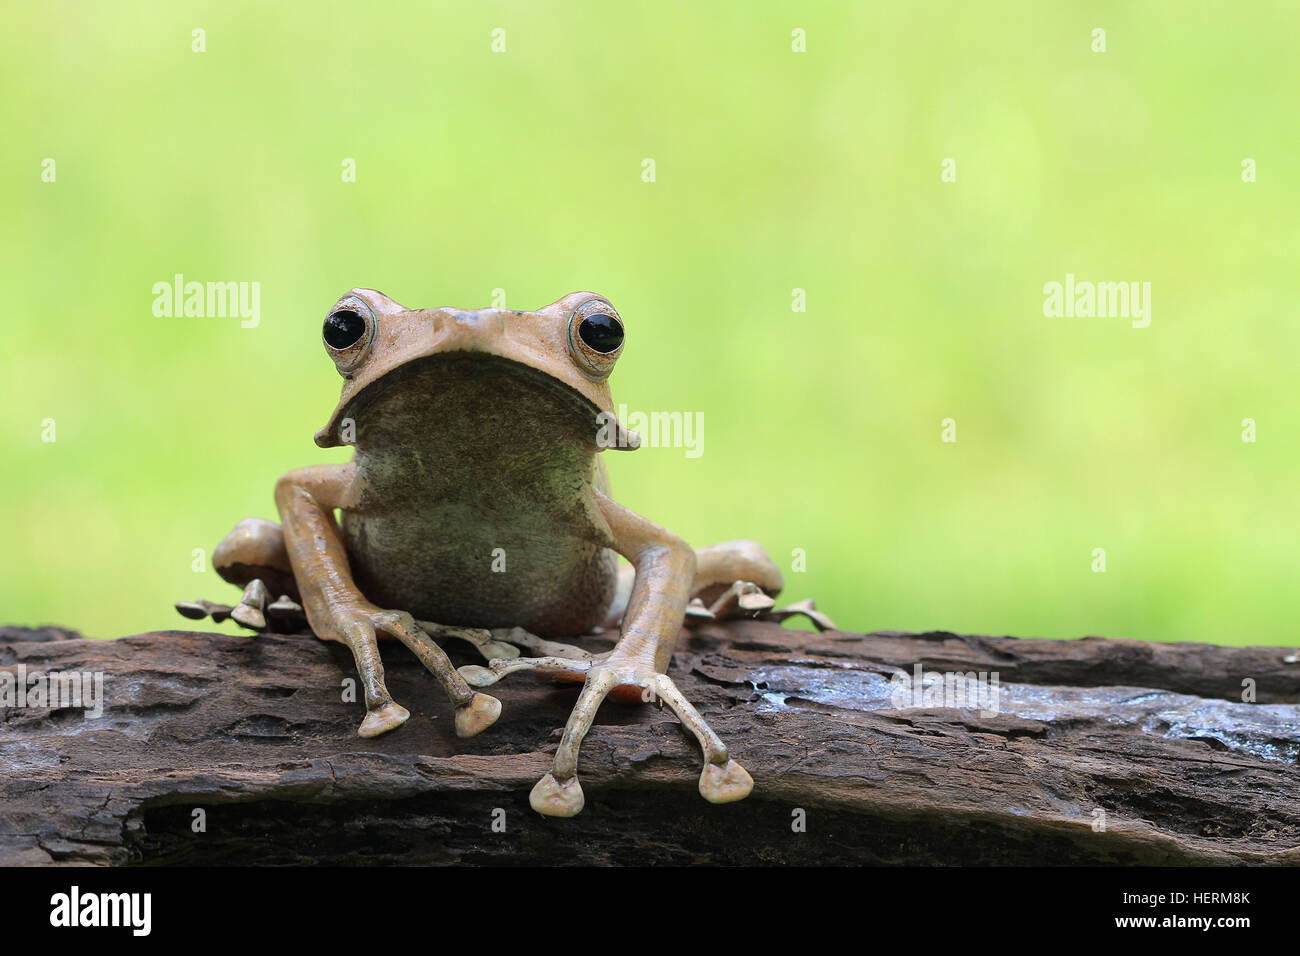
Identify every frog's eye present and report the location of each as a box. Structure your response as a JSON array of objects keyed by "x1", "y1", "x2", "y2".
[
  {"x1": 568, "y1": 301, "x2": 624, "y2": 377},
  {"x1": 323, "y1": 299, "x2": 376, "y2": 374},
  {"x1": 578, "y1": 313, "x2": 624, "y2": 353},
  {"x1": 324, "y1": 309, "x2": 366, "y2": 349}
]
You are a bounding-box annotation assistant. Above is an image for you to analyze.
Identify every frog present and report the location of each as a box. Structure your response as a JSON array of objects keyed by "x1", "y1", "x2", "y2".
[{"x1": 176, "y1": 289, "x2": 833, "y2": 817}]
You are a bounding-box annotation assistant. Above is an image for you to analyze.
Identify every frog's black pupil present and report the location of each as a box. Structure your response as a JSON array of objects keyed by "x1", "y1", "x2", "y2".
[
  {"x1": 324, "y1": 310, "x2": 366, "y2": 349},
  {"x1": 578, "y1": 313, "x2": 623, "y2": 353}
]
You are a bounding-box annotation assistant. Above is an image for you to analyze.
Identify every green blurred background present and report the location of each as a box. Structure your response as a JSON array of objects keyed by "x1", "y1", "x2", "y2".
[{"x1": 2, "y1": 2, "x2": 1296, "y2": 645}]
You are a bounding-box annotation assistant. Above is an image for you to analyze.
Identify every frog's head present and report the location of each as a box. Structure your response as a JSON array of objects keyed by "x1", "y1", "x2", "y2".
[{"x1": 314, "y1": 289, "x2": 640, "y2": 450}]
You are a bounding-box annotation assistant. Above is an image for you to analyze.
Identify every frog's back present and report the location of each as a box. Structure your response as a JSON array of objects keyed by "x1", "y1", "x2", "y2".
[{"x1": 339, "y1": 354, "x2": 618, "y2": 637}]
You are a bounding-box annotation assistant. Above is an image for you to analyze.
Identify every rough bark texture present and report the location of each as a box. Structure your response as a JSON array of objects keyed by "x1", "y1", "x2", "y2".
[{"x1": 2, "y1": 622, "x2": 1298, "y2": 866}]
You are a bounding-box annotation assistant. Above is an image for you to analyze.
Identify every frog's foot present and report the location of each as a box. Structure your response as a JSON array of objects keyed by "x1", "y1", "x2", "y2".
[
  {"x1": 175, "y1": 581, "x2": 308, "y2": 634},
  {"x1": 324, "y1": 609, "x2": 502, "y2": 739},
  {"x1": 370, "y1": 613, "x2": 501, "y2": 738},
  {"x1": 460, "y1": 653, "x2": 750, "y2": 817},
  {"x1": 526, "y1": 661, "x2": 752, "y2": 817},
  {"x1": 684, "y1": 582, "x2": 838, "y2": 633}
]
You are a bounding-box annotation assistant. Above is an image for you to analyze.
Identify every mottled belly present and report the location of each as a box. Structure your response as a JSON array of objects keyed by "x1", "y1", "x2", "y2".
[{"x1": 343, "y1": 511, "x2": 618, "y2": 637}]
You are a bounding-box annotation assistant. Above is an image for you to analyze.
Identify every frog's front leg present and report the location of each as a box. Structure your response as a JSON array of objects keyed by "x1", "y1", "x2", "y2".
[
  {"x1": 525, "y1": 490, "x2": 752, "y2": 817},
  {"x1": 275, "y1": 464, "x2": 501, "y2": 739}
]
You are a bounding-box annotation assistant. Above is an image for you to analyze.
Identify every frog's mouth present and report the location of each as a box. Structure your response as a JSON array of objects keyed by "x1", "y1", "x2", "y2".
[{"x1": 313, "y1": 351, "x2": 642, "y2": 452}]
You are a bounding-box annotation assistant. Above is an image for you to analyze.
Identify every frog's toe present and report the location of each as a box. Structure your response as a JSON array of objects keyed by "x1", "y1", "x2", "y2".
[
  {"x1": 649, "y1": 673, "x2": 756, "y2": 807},
  {"x1": 761, "y1": 598, "x2": 838, "y2": 631},
  {"x1": 373, "y1": 615, "x2": 511, "y2": 741},
  {"x1": 358, "y1": 700, "x2": 410, "y2": 738},
  {"x1": 454, "y1": 692, "x2": 502, "y2": 738},
  {"x1": 458, "y1": 664, "x2": 500, "y2": 687},
  {"x1": 479, "y1": 640, "x2": 520, "y2": 660},
  {"x1": 683, "y1": 598, "x2": 717, "y2": 628},
  {"x1": 699, "y1": 759, "x2": 754, "y2": 804},
  {"x1": 707, "y1": 580, "x2": 777, "y2": 620},
  {"x1": 415, "y1": 621, "x2": 520, "y2": 661},
  {"x1": 181, "y1": 583, "x2": 305, "y2": 634},
  {"x1": 265, "y1": 594, "x2": 308, "y2": 631},
  {"x1": 230, "y1": 578, "x2": 271, "y2": 631},
  {"x1": 231, "y1": 605, "x2": 266, "y2": 630},
  {"x1": 175, "y1": 601, "x2": 208, "y2": 620},
  {"x1": 530, "y1": 773, "x2": 585, "y2": 817},
  {"x1": 457, "y1": 654, "x2": 592, "y2": 688},
  {"x1": 491, "y1": 627, "x2": 594, "y2": 662},
  {"x1": 174, "y1": 599, "x2": 233, "y2": 624}
]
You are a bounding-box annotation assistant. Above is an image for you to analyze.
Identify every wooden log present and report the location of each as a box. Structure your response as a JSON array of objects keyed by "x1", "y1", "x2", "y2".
[{"x1": 1, "y1": 622, "x2": 1297, "y2": 865}]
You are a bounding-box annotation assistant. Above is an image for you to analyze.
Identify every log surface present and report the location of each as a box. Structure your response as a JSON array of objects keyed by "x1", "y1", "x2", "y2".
[{"x1": 1, "y1": 622, "x2": 1298, "y2": 866}]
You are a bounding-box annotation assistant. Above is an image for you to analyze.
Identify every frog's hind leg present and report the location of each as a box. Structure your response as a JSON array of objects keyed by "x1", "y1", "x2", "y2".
[
  {"x1": 600, "y1": 540, "x2": 788, "y2": 629},
  {"x1": 174, "y1": 518, "x2": 307, "y2": 633},
  {"x1": 689, "y1": 540, "x2": 783, "y2": 621},
  {"x1": 461, "y1": 496, "x2": 767, "y2": 816}
]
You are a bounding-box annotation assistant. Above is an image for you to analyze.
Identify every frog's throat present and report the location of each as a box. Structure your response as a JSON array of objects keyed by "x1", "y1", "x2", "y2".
[{"x1": 313, "y1": 351, "x2": 642, "y2": 452}]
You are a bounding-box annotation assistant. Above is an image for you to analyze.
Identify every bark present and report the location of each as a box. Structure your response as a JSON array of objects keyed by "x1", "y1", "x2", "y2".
[{"x1": 1, "y1": 622, "x2": 1297, "y2": 865}]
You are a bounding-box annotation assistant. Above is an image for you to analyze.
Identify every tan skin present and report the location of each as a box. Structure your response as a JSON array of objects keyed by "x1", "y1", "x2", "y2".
[{"x1": 188, "y1": 289, "x2": 786, "y2": 816}]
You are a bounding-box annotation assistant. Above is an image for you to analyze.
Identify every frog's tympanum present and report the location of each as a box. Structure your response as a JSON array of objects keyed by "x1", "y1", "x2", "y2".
[{"x1": 177, "y1": 290, "x2": 833, "y2": 816}]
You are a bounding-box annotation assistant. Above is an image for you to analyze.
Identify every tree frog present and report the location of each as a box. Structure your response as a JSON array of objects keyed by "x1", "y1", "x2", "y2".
[{"x1": 178, "y1": 289, "x2": 830, "y2": 816}]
